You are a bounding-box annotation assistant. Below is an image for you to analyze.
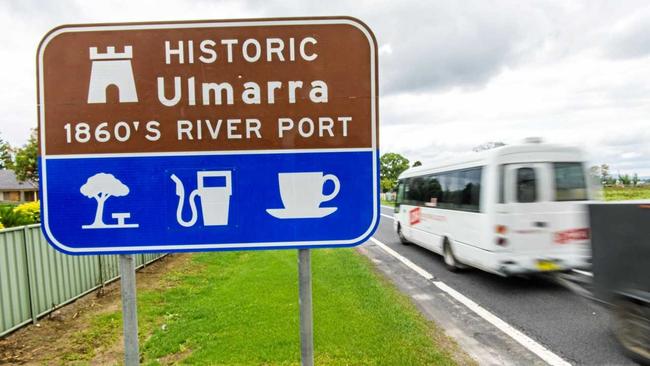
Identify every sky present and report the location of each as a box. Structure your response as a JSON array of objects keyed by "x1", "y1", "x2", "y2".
[{"x1": 1, "y1": 0, "x2": 650, "y2": 175}]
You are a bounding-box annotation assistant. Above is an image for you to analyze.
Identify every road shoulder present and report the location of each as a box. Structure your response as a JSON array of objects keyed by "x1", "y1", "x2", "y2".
[{"x1": 358, "y1": 241, "x2": 549, "y2": 366}]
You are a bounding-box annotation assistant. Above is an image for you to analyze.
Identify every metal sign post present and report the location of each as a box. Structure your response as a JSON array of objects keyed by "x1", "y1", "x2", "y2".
[
  {"x1": 119, "y1": 255, "x2": 140, "y2": 366},
  {"x1": 298, "y1": 249, "x2": 314, "y2": 366}
]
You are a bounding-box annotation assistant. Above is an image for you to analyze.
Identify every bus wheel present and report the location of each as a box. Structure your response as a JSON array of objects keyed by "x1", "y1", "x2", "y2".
[
  {"x1": 443, "y1": 241, "x2": 464, "y2": 272},
  {"x1": 613, "y1": 297, "x2": 650, "y2": 364},
  {"x1": 397, "y1": 224, "x2": 410, "y2": 245}
]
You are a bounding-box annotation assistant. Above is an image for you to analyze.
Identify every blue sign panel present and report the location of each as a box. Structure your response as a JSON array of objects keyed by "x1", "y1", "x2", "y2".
[{"x1": 38, "y1": 18, "x2": 378, "y2": 254}]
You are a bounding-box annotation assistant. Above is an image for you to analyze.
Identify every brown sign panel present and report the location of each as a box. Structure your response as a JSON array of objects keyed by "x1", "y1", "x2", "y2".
[{"x1": 38, "y1": 17, "x2": 377, "y2": 156}]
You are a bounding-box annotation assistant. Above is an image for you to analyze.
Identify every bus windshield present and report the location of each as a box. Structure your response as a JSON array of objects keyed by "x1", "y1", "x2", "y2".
[{"x1": 553, "y1": 162, "x2": 588, "y2": 201}]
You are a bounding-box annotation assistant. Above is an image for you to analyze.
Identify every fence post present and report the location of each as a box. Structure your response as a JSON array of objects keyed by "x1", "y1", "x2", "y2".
[
  {"x1": 21, "y1": 226, "x2": 38, "y2": 325},
  {"x1": 97, "y1": 255, "x2": 104, "y2": 292}
]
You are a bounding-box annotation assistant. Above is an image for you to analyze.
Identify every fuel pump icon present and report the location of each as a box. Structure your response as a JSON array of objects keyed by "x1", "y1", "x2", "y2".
[{"x1": 170, "y1": 171, "x2": 232, "y2": 227}]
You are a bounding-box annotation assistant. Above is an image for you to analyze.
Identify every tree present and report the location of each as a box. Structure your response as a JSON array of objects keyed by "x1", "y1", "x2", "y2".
[
  {"x1": 412, "y1": 161, "x2": 422, "y2": 167},
  {"x1": 380, "y1": 152, "x2": 409, "y2": 192},
  {"x1": 0, "y1": 136, "x2": 12, "y2": 170},
  {"x1": 380, "y1": 178, "x2": 394, "y2": 193},
  {"x1": 80, "y1": 173, "x2": 129, "y2": 227},
  {"x1": 472, "y1": 141, "x2": 505, "y2": 152},
  {"x1": 632, "y1": 173, "x2": 640, "y2": 187},
  {"x1": 589, "y1": 165, "x2": 601, "y2": 181},
  {"x1": 12, "y1": 130, "x2": 38, "y2": 183},
  {"x1": 618, "y1": 172, "x2": 631, "y2": 186},
  {"x1": 600, "y1": 164, "x2": 613, "y2": 185}
]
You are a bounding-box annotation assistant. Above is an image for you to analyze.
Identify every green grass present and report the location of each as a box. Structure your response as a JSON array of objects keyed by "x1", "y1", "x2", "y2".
[
  {"x1": 380, "y1": 199, "x2": 395, "y2": 208},
  {"x1": 604, "y1": 186, "x2": 650, "y2": 201},
  {"x1": 137, "y1": 250, "x2": 458, "y2": 365}
]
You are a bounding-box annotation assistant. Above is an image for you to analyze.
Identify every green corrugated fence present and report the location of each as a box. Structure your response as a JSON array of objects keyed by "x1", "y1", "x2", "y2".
[{"x1": 0, "y1": 224, "x2": 166, "y2": 337}]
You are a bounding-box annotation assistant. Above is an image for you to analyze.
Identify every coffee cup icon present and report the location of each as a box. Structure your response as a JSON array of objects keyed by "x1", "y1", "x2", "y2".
[
  {"x1": 171, "y1": 171, "x2": 232, "y2": 227},
  {"x1": 267, "y1": 172, "x2": 340, "y2": 219}
]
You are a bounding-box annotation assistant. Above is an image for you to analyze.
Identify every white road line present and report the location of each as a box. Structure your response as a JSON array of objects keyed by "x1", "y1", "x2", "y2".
[
  {"x1": 380, "y1": 213, "x2": 394, "y2": 220},
  {"x1": 433, "y1": 282, "x2": 571, "y2": 366},
  {"x1": 572, "y1": 269, "x2": 593, "y2": 277},
  {"x1": 369, "y1": 236, "x2": 571, "y2": 366},
  {"x1": 369, "y1": 237, "x2": 433, "y2": 280}
]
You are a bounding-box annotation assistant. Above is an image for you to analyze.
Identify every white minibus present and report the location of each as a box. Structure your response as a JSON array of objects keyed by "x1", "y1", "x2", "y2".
[{"x1": 393, "y1": 141, "x2": 593, "y2": 276}]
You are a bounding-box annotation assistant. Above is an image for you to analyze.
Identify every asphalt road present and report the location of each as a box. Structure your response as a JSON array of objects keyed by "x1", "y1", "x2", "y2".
[{"x1": 373, "y1": 206, "x2": 635, "y2": 366}]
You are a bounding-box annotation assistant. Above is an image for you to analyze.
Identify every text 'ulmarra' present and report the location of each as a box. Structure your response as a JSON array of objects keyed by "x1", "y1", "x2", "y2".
[{"x1": 157, "y1": 77, "x2": 328, "y2": 107}]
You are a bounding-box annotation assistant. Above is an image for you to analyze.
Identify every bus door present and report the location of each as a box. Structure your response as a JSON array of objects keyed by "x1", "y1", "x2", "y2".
[{"x1": 501, "y1": 163, "x2": 555, "y2": 258}]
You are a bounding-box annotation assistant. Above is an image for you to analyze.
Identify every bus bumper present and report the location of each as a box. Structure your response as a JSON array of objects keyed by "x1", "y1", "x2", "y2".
[{"x1": 496, "y1": 248, "x2": 591, "y2": 276}]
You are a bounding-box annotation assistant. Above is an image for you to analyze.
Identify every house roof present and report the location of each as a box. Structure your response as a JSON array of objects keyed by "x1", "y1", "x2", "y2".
[{"x1": 0, "y1": 170, "x2": 37, "y2": 190}]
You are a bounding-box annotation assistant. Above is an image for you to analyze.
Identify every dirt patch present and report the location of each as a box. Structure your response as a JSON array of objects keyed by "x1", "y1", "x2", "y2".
[
  {"x1": 88, "y1": 334, "x2": 124, "y2": 366},
  {"x1": 0, "y1": 254, "x2": 192, "y2": 365}
]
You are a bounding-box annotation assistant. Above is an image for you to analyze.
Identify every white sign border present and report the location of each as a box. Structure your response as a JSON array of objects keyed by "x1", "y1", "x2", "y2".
[{"x1": 37, "y1": 17, "x2": 379, "y2": 254}]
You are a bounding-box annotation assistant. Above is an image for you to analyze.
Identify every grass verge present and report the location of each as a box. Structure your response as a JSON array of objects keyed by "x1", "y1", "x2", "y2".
[
  {"x1": 380, "y1": 199, "x2": 395, "y2": 207},
  {"x1": 604, "y1": 186, "x2": 650, "y2": 201},
  {"x1": 137, "y1": 249, "x2": 461, "y2": 365}
]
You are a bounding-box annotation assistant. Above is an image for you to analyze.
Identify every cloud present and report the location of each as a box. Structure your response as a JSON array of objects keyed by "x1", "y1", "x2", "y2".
[
  {"x1": 241, "y1": 0, "x2": 562, "y2": 94},
  {"x1": 605, "y1": 6, "x2": 650, "y2": 59},
  {"x1": 591, "y1": 129, "x2": 650, "y2": 176},
  {"x1": 0, "y1": 0, "x2": 649, "y2": 176},
  {"x1": 375, "y1": 21, "x2": 650, "y2": 174},
  {"x1": 376, "y1": 2, "x2": 551, "y2": 94}
]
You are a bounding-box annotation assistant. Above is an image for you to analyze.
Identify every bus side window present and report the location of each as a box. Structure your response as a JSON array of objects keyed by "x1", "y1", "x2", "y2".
[
  {"x1": 410, "y1": 176, "x2": 427, "y2": 205},
  {"x1": 395, "y1": 180, "x2": 405, "y2": 212},
  {"x1": 425, "y1": 175, "x2": 442, "y2": 207},
  {"x1": 498, "y1": 165, "x2": 505, "y2": 203},
  {"x1": 439, "y1": 172, "x2": 453, "y2": 209},
  {"x1": 517, "y1": 167, "x2": 537, "y2": 203},
  {"x1": 461, "y1": 168, "x2": 482, "y2": 212},
  {"x1": 403, "y1": 178, "x2": 413, "y2": 205}
]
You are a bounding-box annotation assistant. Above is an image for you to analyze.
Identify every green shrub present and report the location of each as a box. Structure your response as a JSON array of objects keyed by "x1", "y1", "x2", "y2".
[
  {"x1": 0, "y1": 201, "x2": 40, "y2": 228},
  {"x1": 13, "y1": 201, "x2": 40, "y2": 223}
]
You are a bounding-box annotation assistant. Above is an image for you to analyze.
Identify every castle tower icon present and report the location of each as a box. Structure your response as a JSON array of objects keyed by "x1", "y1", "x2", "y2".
[{"x1": 87, "y1": 46, "x2": 138, "y2": 104}]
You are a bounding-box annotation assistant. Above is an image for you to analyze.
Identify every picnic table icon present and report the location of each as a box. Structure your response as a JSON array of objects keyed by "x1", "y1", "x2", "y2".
[{"x1": 80, "y1": 173, "x2": 139, "y2": 229}]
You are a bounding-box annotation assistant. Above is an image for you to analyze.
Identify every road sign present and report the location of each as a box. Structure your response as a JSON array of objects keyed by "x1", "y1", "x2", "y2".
[{"x1": 38, "y1": 17, "x2": 379, "y2": 254}]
